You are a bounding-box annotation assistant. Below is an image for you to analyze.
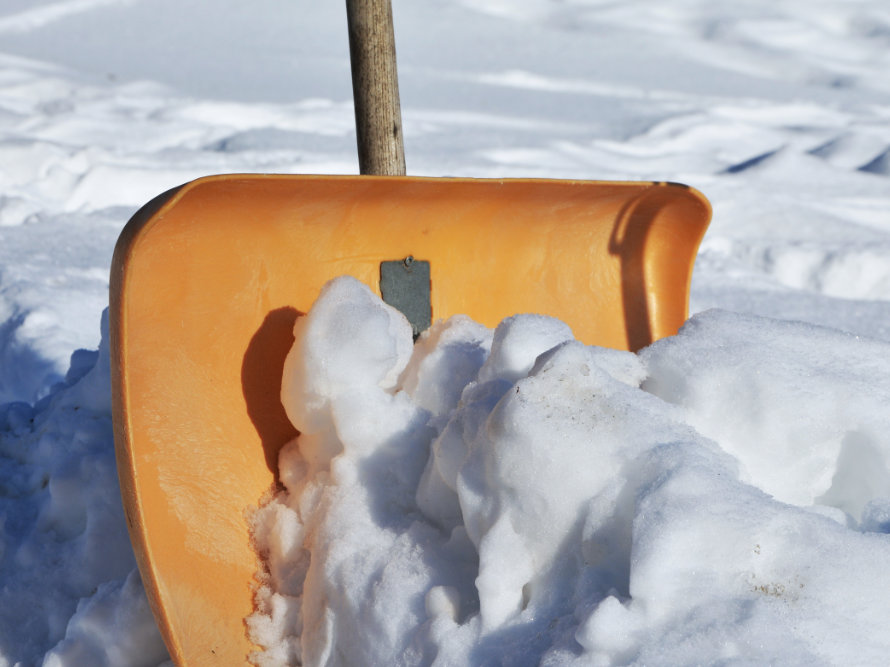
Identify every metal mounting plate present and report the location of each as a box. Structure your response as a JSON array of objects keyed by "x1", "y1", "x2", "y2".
[{"x1": 380, "y1": 256, "x2": 431, "y2": 339}]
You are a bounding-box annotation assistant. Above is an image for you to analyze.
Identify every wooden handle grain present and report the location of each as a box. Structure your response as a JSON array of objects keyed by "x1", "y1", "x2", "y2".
[{"x1": 346, "y1": 0, "x2": 407, "y2": 176}]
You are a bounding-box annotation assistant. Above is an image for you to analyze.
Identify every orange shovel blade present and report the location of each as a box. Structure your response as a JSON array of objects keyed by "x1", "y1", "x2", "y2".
[{"x1": 110, "y1": 174, "x2": 710, "y2": 664}]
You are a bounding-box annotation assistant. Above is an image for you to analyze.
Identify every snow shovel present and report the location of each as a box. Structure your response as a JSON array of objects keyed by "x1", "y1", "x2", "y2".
[{"x1": 110, "y1": 1, "x2": 711, "y2": 664}]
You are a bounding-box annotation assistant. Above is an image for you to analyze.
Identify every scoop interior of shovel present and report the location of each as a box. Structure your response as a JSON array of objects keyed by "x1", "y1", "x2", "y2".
[{"x1": 110, "y1": 173, "x2": 710, "y2": 664}]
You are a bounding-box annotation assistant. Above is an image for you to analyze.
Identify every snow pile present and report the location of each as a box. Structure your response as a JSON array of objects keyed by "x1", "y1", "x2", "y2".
[
  {"x1": 0, "y1": 312, "x2": 168, "y2": 666},
  {"x1": 249, "y1": 277, "x2": 890, "y2": 665}
]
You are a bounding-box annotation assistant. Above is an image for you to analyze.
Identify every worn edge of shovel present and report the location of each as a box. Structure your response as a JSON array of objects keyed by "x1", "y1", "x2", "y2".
[{"x1": 110, "y1": 172, "x2": 712, "y2": 665}]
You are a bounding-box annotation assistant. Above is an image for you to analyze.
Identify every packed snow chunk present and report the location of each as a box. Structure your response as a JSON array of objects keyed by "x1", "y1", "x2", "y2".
[
  {"x1": 399, "y1": 315, "x2": 493, "y2": 421},
  {"x1": 642, "y1": 309, "x2": 890, "y2": 522},
  {"x1": 476, "y1": 313, "x2": 573, "y2": 385},
  {"x1": 415, "y1": 314, "x2": 570, "y2": 532},
  {"x1": 251, "y1": 278, "x2": 463, "y2": 666},
  {"x1": 280, "y1": 276, "x2": 415, "y2": 469},
  {"x1": 594, "y1": 440, "x2": 890, "y2": 666},
  {"x1": 453, "y1": 341, "x2": 703, "y2": 633}
]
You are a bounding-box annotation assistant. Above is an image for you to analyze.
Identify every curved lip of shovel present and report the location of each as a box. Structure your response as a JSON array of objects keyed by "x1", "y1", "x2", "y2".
[{"x1": 110, "y1": 173, "x2": 711, "y2": 665}]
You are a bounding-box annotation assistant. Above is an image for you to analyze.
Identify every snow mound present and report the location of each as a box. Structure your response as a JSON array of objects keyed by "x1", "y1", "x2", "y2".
[
  {"x1": 249, "y1": 277, "x2": 890, "y2": 666},
  {"x1": 0, "y1": 311, "x2": 169, "y2": 665}
]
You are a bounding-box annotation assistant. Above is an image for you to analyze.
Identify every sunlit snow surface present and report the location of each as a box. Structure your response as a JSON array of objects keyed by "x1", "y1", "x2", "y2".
[
  {"x1": 249, "y1": 277, "x2": 890, "y2": 666},
  {"x1": 0, "y1": 0, "x2": 889, "y2": 664}
]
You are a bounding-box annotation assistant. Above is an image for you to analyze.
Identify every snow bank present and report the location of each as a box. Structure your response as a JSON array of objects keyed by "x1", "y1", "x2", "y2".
[
  {"x1": 249, "y1": 277, "x2": 890, "y2": 665},
  {"x1": 0, "y1": 312, "x2": 168, "y2": 666}
]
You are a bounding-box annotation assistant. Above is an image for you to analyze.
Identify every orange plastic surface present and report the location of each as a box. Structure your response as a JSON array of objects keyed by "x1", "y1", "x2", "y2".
[{"x1": 110, "y1": 174, "x2": 710, "y2": 665}]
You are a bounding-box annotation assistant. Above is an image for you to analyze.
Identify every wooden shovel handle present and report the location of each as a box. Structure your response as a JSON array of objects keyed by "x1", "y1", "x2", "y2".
[{"x1": 346, "y1": 0, "x2": 407, "y2": 176}]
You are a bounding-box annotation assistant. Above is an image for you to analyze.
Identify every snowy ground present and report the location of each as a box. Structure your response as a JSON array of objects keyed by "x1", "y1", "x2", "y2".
[{"x1": 0, "y1": 0, "x2": 889, "y2": 665}]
